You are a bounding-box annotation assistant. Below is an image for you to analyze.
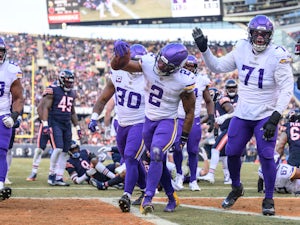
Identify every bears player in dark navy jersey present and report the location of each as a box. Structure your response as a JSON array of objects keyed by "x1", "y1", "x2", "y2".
[
  {"x1": 276, "y1": 109, "x2": 300, "y2": 167},
  {"x1": 66, "y1": 141, "x2": 124, "y2": 190},
  {"x1": 199, "y1": 87, "x2": 234, "y2": 184},
  {"x1": 38, "y1": 70, "x2": 82, "y2": 186}
]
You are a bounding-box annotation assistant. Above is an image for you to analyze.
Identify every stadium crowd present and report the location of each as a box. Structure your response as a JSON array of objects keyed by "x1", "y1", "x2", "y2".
[{"x1": 1, "y1": 31, "x2": 299, "y2": 158}]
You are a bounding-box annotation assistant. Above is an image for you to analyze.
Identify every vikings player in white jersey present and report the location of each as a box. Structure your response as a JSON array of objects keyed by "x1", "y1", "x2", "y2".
[
  {"x1": 193, "y1": 15, "x2": 293, "y2": 216},
  {"x1": 258, "y1": 157, "x2": 300, "y2": 196},
  {"x1": 0, "y1": 37, "x2": 24, "y2": 201},
  {"x1": 112, "y1": 40, "x2": 196, "y2": 214},
  {"x1": 89, "y1": 44, "x2": 147, "y2": 213},
  {"x1": 172, "y1": 55, "x2": 214, "y2": 192}
]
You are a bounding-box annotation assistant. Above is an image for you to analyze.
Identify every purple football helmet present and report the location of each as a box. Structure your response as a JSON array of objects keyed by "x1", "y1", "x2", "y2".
[
  {"x1": 59, "y1": 69, "x2": 74, "y2": 92},
  {"x1": 130, "y1": 44, "x2": 147, "y2": 60},
  {"x1": 154, "y1": 43, "x2": 188, "y2": 76},
  {"x1": 248, "y1": 15, "x2": 274, "y2": 52},
  {"x1": 184, "y1": 55, "x2": 198, "y2": 74},
  {"x1": 225, "y1": 79, "x2": 238, "y2": 98},
  {"x1": 0, "y1": 37, "x2": 7, "y2": 64}
]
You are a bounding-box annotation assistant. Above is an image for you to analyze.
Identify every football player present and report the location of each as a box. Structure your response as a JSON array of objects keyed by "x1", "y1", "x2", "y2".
[
  {"x1": 89, "y1": 44, "x2": 148, "y2": 213},
  {"x1": 111, "y1": 40, "x2": 196, "y2": 214},
  {"x1": 38, "y1": 70, "x2": 81, "y2": 186},
  {"x1": 193, "y1": 15, "x2": 293, "y2": 216},
  {"x1": 0, "y1": 37, "x2": 24, "y2": 201}
]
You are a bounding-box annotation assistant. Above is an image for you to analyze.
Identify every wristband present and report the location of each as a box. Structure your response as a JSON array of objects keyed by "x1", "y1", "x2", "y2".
[
  {"x1": 181, "y1": 131, "x2": 189, "y2": 139},
  {"x1": 42, "y1": 120, "x2": 48, "y2": 127},
  {"x1": 11, "y1": 111, "x2": 19, "y2": 122}
]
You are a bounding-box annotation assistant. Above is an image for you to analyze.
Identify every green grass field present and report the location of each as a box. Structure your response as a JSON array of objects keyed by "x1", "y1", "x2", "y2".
[{"x1": 7, "y1": 158, "x2": 300, "y2": 225}]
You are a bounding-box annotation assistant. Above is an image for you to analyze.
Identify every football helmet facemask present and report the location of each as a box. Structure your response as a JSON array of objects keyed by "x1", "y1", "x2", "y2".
[
  {"x1": 68, "y1": 140, "x2": 80, "y2": 158},
  {"x1": 209, "y1": 87, "x2": 220, "y2": 102},
  {"x1": 225, "y1": 79, "x2": 238, "y2": 98},
  {"x1": 59, "y1": 70, "x2": 74, "y2": 92},
  {"x1": 287, "y1": 109, "x2": 300, "y2": 123},
  {"x1": 184, "y1": 55, "x2": 198, "y2": 74},
  {"x1": 153, "y1": 43, "x2": 188, "y2": 76},
  {"x1": 248, "y1": 15, "x2": 273, "y2": 52}
]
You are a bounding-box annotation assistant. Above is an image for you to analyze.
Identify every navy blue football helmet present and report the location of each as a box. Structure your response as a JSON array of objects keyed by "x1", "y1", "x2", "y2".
[
  {"x1": 0, "y1": 37, "x2": 7, "y2": 64},
  {"x1": 248, "y1": 15, "x2": 274, "y2": 52},
  {"x1": 59, "y1": 70, "x2": 74, "y2": 92},
  {"x1": 154, "y1": 43, "x2": 188, "y2": 76},
  {"x1": 287, "y1": 109, "x2": 300, "y2": 122},
  {"x1": 209, "y1": 87, "x2": 220, "y2": 102},
  {"x1": 130, "y1": 44, "x2": 147, "y2": 60},
  {"x1": 225, "y1": 79, "x2": 238, "y2": 98},
  {"x1": 68, "y1": 140, "x2": 80, "y2": 158},
  {"x1": 184, "y1": 55, "x2": 198, "y2": 74}
]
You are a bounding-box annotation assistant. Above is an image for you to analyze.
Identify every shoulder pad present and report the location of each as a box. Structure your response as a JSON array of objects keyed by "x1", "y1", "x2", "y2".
[{"x1": 42, "y1": 87, "x2": 54, "y2": 96}]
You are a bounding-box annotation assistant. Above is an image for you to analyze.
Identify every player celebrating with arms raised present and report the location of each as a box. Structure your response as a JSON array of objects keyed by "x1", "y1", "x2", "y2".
[{"x1": 192, "y1": 15, "x2": 293, "y2": 216}]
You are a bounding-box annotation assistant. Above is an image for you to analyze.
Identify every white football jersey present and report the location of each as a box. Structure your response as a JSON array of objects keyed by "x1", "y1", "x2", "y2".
[
  {"x1": 0, "y1": 60, "x2": 23, "y2": 116},
  {"x1": 178, "y1": 73, "x2": 210, "y2": 118},
  {"x1": 202, "y1": 39, "x2": 293, "y2": 120},
  {"x1": 110, "y1": 70, "x2": 145, "y2": 127},
  {"x1": 140, "y1": 53, "x2": 196, "y2": 121},
  {"x1": 275, "y1": 163, "x2": 300, "y2": 194}
]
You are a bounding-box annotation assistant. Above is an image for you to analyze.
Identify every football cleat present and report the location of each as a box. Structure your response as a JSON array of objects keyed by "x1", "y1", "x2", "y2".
[
  {"x1": 262, "y1": 198, "x2": 275, "y2": 216},
  {"x1": 118, "y1": 194, "x2": 131, "y2": 213},
  {"x1": 224, "y1": 177, "x2": 232, "y2": 185},
  {"x1": 90, "y1": 178, "x2": 107, "y2": 190},
  {"x1": 26, "y1": 172, "x2": 37, "y2": 181},
  {"x1": 198, "y1": 172, "x2": 215, "y2": 184},
  {"x1": 189, "y1": 180, "x2": 201, "y2": 191},
  {"x1": 171, "y1": 173, "x2": 184, "y2": 191},
  {"x1": 47, "y1": 174, "x2": 56, "y2": 186},
  {"x1": 140, "y1": 196, "x2": 154, "y2": 215},
  {"x1": 0, "y1": 187, "x2": 12, "y2": 201},
  {"x1": 132, "y1": 191, "x2": 144, "y2": 206},
  {"x1": 55, "y1": 179, "x2": 70, "y2": 186},
  {"x1": 164, "y1": 192, "x2": 180, "y2": 212},
  {"x1": 5, "y1": 178, "x2": 12, "y2": 185},
  {"x1": 222, "y1": 184, "x2": 244, "y2": 209}
]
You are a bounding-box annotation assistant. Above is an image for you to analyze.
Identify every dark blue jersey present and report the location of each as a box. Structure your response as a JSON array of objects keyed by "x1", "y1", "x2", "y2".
[
  {"x1": 44, "y1": 83, "x2": 76, "y2": 123},
  {"x1": 284, "y1": 122, "x2": 300, "y2": 167},
  {"x1": 66, "y1": 149, "x2": 91, "y2": 177}
]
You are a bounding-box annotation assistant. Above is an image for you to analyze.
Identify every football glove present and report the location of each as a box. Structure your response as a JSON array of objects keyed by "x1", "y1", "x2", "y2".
[
  {"x1": 206, "y1": 114, "x2": 215, "y2": 133},
  {"x1": 215, "y1": 113, "x2": 233, "y2": 125},
  {"x1": 179, "y1": 132, "x2": 189, "y2": 150},
  {"x1": 114, "y1": 40, "x2": 130, "y2": 57},
  {"x1": 192, "y1": 27, "x2": 208, "y2": 52},
  {"x1": 88, "y1": 120, "x2": 99, "y2": 133},
  {"x1": 2, "y1": 115, "x2": 14, "y2": 128},
  {"x1": 262, "y1": 111, "x2": 281, "y2": 141},
  {"x1": 12, "y1": 115, "x2": 22, "y2": 128}
]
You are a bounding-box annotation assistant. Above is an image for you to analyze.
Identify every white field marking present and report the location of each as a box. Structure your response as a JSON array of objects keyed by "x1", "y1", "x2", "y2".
[
  {"x1": 163, "y1": 202, "x2": 300, "y2": 221},
  {"x1": 12, "y1": 197, "x2": 300, "y2": 222},
  {"x1": 100, "y1": 197, "x2": 179, "y2": 225},
  {"x1": 12, "y1": 186, "x2": 258, "y2": 190}
]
